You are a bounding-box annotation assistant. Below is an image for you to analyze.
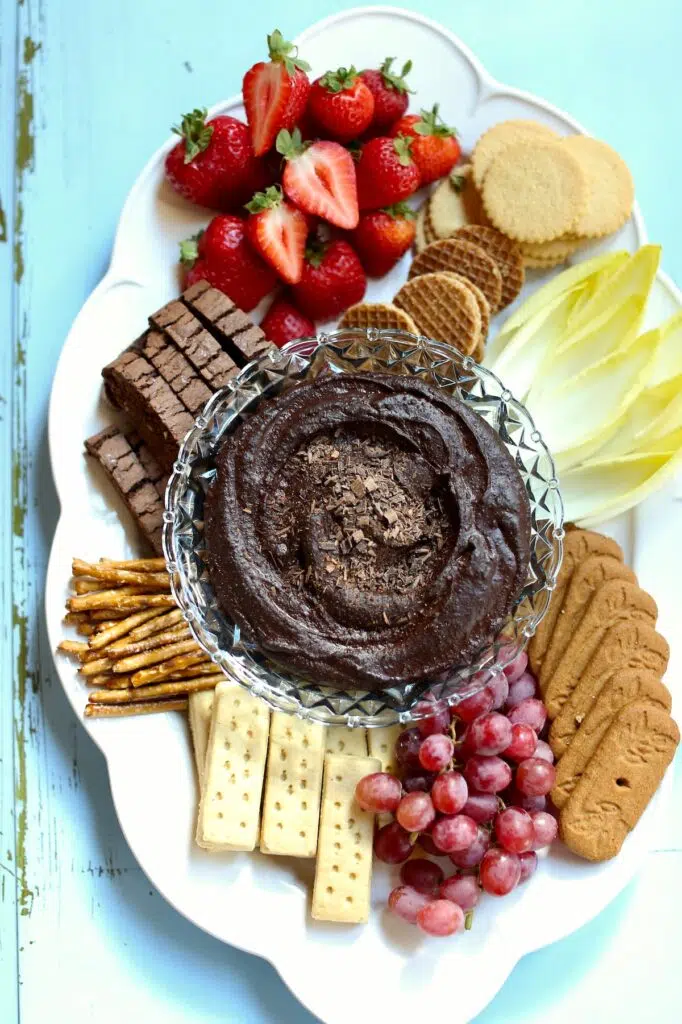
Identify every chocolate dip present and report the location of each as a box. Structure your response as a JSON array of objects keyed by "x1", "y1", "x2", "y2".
[{"x1": 205, "y1": 372, "x2": 531, "y2": 691}]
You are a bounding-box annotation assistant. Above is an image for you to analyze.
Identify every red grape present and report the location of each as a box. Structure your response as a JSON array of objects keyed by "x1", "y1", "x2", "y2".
[
  {"x1": 533, "y1": 739, "x2": 555, "y2": 764},
  {"x1": 467, "y1": 712, "x2": 513, "y2": 756},
  {"x1": 464, "y1": 755, "x2": 512, "y2": 794},
  {"x1": 417, "y1": 831, "x2": 442, "y2": 856},
  {"x1": 396, "y1": 791, "x2": 436, "y2": 833},
  {"x1": 415, "y1": 701, "x2": 450, "y2": 737},
  {"x1": 506, "y1": 672, "x2": 537, "y2": 707},
  {"x1": 503, "y1": 723, "x2": 538, "y2": 762},
  {"x1": 431, "y1": 771, "x2": 468, "y2": 814},
  {"x1": 503, "y1": 649, "x2": 529, "y2": 684},
  {"x1": 495, "y1": 806, "x2": 534, "y2": 854},
  {"x1": 479, "y1": 848, "x2": 521, "y2": 896},
  {"x1": 509, "y1": 790, "x2": 547, "y2": 813},
  {"x1": 508, "y1": 698, "x2": 547, "y2": 733},
  {"x1": 531, "y1": 810, "x2": 558, "y2": 849},
  {"x1": 486, "y1": 671, "x2": 510, "y2": 710},
  {"x1": 440, "y1": 873, "x2": 481, "y2": 911},
  {"x1": 449, "y1": 824, "x2": 490, "y2": 868},
  {"x1": 432, "y1": 814, "x2": 478, "y2": 853},
  {"x1": 416, "y1": 899, "x2": 465, "y2": 937},
  {"x1": 400, "y1": 857, "x2": 444, "y2": 895},
  {"x1": 355, "y1": 772, "x2": 402, "y2": 813},
  {"x1": 419, "y1": 733, "x2": 454, "y2": 772},
  {"x1": 518, "y1": 850, "x2": 538, "y2": 883},
  {"x1": 453, "y1": 687, "x2": 494, "y2": 724},
  {"x1": 388, "y1": 885, "x2": 431, "y2": 923},
  {"x1": 403, "y1": 771, "x2": 437, "y2": 793},
  {"x1": 516, "y1": 758, "x2": 556, "y2": 797},
  {"x1": 395, "y1": 727, "x2": 423, "y2": 771},
  {"x1": 462, "y1": 792, "x2": 498, "y2": 824},
  {"x1": 374, "y1": 821, "x2": 413, "y2": 863}
]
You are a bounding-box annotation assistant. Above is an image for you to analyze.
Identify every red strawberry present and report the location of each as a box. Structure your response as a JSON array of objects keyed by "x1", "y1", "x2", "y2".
[
  {"x1": 350, "y1": 203, "x2": 416, "y2": 277},
  {"x1": 180, "y1": 215, "x2": 277, "y2": 311},
  {"x1": 308, "y1": 66, "x2": 375, "y2": 143},
  {"x1": 165, "y1": 110, "x2": 273, "y2": 210},
  {"x1": 276, "y1": 129, "x2": 359, "y2": 230},
  {"x1": 292, "y1": 239, "x2": 366, "y2": 321},
  {"x1": 261, "y1": 296, "x2": 316, "y2": 347},
  {"x1": 245, "y1": 185, "x2": 309, "y2": 285},
  {"x1": 359, "y1": 58, "x2": 413, "y2": 134},
  {"x1": 242, "y1": 29, "x2": 311, "y2": 156},
  {"x1": 355, "y1": 136, "x2": 420, "y2": 210},
  {"x1": 389, "y1": 104, "x2": 461, "y2": 185}
]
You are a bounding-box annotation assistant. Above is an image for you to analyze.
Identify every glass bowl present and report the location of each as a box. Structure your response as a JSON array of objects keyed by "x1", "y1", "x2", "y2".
[{"x1": 163, "y1": 329, "x2": 564, "y2": 727}]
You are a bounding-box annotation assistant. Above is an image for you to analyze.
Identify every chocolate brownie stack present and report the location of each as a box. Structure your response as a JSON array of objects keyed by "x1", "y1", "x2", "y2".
[{"x1": 86, "y1": 280, "x2": 274, "y2": 552}]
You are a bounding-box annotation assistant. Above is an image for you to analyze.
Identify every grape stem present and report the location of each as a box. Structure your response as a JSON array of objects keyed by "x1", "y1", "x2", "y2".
[{"x1": 465, "y1": 910, "x2": 474, "y2": 930}]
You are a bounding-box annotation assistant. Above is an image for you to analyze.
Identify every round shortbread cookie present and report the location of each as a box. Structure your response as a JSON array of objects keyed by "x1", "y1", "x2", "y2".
[
  {"x1": 428, "y1": 164, "x2": 487, "y2": 239},
  {"x1": 415, "y1": 204, "x2": 431, "y2": 253},
  {"x1": 338, "y1": 303, "x2": 419, "y2": 334},
  {"x1": 453, "y1": 224, "x2": 525, "y2": 309},
  {"x1": 408, "y1": 238, "x2": 503, "y2": 313},
  {"x1": 520, "y1": 235, "x2": 585, "y2": 269},
  {"x1": 394, "y1": 272, "x2": 481, "y2": 356},
  {"x1": 482, "y1": 141, "x2": 588, "y2": 243},
  {"x1": 472, "y1": 120, "x2": 557, "y2": 188},
  {"x1": 562, "y1": 135, "x2": 634, "y2": 238},
  {"x1": 442, "y1": 272, "x2": 491, "y2": 343}
]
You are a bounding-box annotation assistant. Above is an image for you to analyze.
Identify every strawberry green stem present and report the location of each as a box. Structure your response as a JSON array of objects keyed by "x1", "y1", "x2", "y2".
[{"x1": 171, "y1": 108, "x2": 214, "y2": 164}]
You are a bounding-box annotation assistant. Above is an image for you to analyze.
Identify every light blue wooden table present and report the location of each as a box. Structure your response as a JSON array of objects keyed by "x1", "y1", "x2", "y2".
[{"x1": 2, "y1": 2, "x2": 682, "y2": 1021}]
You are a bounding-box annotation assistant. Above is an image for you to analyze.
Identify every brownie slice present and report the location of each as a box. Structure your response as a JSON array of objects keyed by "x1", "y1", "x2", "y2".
[
  {"x1": 181, "y1": 280, "x2": 275, "y2": 365},
  {"x1": 148, "y1": 298, "x2": 239, "y2": 390},
  {"x1": 85, "y1": 426, "x2": 165, "y2": 553},
  {"x1": 102, "y1": 350, "x2": 193, "y2": 470},
  {"x1": 138, "y1": 330, "x2": 213, "y2": 415}
]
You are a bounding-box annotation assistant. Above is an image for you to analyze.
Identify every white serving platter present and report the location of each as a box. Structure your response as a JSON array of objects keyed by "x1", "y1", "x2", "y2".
[{"x1": 45, "y1": 7, "x2": 680, "y2": 1022}]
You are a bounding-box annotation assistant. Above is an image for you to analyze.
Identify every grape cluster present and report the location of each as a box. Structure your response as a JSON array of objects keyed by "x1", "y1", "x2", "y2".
[{"x1": 355, "y1": 650, "x2": 558, "y2": 937}]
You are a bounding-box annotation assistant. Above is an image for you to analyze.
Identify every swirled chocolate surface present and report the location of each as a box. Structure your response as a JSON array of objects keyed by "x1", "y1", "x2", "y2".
[{"x1": 205, "y1": 372, "x2": 531, "y2": 691}]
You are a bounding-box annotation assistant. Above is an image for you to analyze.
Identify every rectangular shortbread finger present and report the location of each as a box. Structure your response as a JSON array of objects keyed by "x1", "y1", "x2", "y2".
[
  {"x1": 368, "y1": 725, "x2": 403, "y2": 827},
  {"x1": 188, "y1": 690, "x2": 214, "y2": 789},
  {"x1": 325, "y1": 726, "x2": 368, "y2": 757},
  {"x1": 311, "y1": 753, "x2": 380, "y2": 924},
  {"x1": 260, "y1": 713, "x2": 326, "y2": 857},
  {"x1": 196, "y1": 681, "x2": 270, "y2": 852}
]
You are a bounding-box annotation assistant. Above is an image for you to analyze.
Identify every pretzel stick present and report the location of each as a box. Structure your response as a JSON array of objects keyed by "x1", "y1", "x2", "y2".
[
  {"x1": 88, "y1": 675, "x2": 218, "y2": 704},
  {"x1": 112, "y1": 638, "x2": 199, "y2": 674},
  {"x1": 105, "y1": 625, "x2": 190, "y2": 658},
  {"x1": 88, "y1": 608, "x2": 165, "y2": 650},
  {"x1": 72, "y1": 559, "x2": 170, "y2": 590},
  {"x1": 88, "y1": 608, "x2": 134, "y2": 621},
  {"x1": 69, "y1": 592, "x2": 175, "y2": 612},
  {"x1": 99, "y1": 558, "x2": 167, "y2": 572},
  {"x1": 58, "y1": 640, "x2": 89, "y2": 656},
  {"x1": 85, "y1": 673, "x2": 134, "y2": 689},
  {"x1": 116, "y1": 608, "x2": 184, "y2": 645},
  {"x1": 77, "y1": 623, "x2": 97, "y2": 637},
  {"x1": 166, "y1": 662, "x2": 222, "y2": 681},
  {"x1": 79, "y1": 657, "x2": 115, "y2": 677},
  {"x1": 132, "y1": 653, "x2": 210, "y2": 687},
  {"x1": 85, "y1": 698, "x2": 188, "y2": 718},
  {"x1": 73, "y1": 580, "x2": 158, "y2": 596},
  {"x1": 65, "y1": 611, "x2": 88, "y2": 626}
]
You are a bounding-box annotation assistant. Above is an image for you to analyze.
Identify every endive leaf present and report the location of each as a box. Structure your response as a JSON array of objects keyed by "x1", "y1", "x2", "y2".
[
  {"x1": 561, "y1": 448, "x2": 682, "y2": 527},
  {"x1": 527, "y1": 294, "x2": 645, "y2": 405},
  {"x1": 529, "y1": 327, "x2": 660, "y2": 456},
  {"x1": 647, "y1": 309, "x2": 682, "y2": 387},
  {"x1": 489, "y1": 291, "x2": 577, "y2": 401},
  {"x1": 568, "y1": 245, "x2": 661, "y2": 333},
  {"x1": 586, "y1": 359, "x2": 671, "y2": 460},
  {"x1": 496, "y1": 250, "x2": 629, "y2": 338}
]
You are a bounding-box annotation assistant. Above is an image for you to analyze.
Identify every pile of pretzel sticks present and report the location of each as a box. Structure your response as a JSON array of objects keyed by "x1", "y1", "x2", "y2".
[{"x1": 59, "y1": 557, "x2": 222, "y2": 717}]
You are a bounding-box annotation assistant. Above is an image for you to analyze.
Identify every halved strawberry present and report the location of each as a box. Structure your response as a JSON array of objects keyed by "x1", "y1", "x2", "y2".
[
  {"x1": 276, "y1": 129, "x2": 359, "y2": 230},
  {"x1": 243, "y1": 30, "x2": 311, "y2": 156},
  {"x1": 245, "y1": 185, "x2": 309, "y2": 284}
]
